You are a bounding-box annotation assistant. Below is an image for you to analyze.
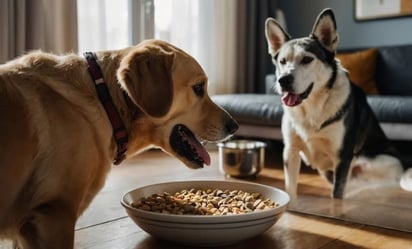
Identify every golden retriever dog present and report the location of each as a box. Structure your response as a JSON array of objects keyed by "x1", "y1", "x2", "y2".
[{"x1": 0, "y1": 39, "x2": 238, "y2": 249}]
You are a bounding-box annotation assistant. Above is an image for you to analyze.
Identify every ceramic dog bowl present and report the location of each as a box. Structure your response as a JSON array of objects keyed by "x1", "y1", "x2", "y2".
[
  {"x1": 121, "y1": 180, "x2": 289, "y2": 247},
  {"x1": 218, "y1": 140, "x2": 267, "y2": 177}
]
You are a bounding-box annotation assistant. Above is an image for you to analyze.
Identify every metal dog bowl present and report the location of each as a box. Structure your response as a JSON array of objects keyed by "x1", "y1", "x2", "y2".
[{"x1": 218, "y1": 140, "x2": 267, "y2": 177}]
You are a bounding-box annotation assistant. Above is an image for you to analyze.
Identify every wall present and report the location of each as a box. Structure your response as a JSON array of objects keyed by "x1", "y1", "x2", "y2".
[{"x1": 278, "y1": 0, "x2": 412, "y2": 49}]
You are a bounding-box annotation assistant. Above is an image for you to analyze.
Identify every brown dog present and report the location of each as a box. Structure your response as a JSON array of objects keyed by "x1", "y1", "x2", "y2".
[{"x1": 0, "y1": 39, "x2": 238, "y2": 248}]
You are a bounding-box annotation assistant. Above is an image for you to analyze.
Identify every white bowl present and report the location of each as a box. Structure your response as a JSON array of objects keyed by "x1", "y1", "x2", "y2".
[{"x1": 121, "y1": 180, "x2": 289, "y2": 247}]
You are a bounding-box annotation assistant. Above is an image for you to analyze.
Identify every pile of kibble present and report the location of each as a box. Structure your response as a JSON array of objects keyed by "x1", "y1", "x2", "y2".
[{"x1": 131, "y1": 188, "x2": 279, "y2": 215}]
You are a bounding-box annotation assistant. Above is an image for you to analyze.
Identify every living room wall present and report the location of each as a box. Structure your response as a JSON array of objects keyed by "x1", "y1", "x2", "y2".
[{"x1": 278, "y1": 0, "x2": 412, "y2": 49}]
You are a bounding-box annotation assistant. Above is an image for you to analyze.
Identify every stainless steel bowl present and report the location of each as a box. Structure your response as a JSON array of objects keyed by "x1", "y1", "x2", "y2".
[{"x1": 218, "y1": 140, "x2": 267, "y2": 177}]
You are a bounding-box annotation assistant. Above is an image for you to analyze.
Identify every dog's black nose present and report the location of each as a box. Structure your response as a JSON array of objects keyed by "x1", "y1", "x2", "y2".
[
  {"x1": 278, "y1": 74, "x2": 294, "y2": 88},
  {"x1": 225, "y1": 119, "x2": 239, "y2": 134}
]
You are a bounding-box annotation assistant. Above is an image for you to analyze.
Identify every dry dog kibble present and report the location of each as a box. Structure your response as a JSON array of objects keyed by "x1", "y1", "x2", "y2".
[{"x1": 131, "y1": 188, "x2": 280, "y2": 215}]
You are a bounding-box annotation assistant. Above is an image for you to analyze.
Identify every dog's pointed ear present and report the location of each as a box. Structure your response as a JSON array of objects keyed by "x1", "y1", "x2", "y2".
[
  {"x1": 265, "y1": 18, "x2": 291, "y2": 56},
  {"x1": 117, "y1": 48, "x2": 175, "y2": 118},
  {"x1": 311, "y1": 8, "x2": 339, "y2": 53}
]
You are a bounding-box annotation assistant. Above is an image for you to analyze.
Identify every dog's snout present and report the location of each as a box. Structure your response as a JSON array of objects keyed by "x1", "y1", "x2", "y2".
[
  {"x1": 225, "y1": 119, "x2": 239, "y2": 134},
  {"x1": 278, "y1": 74, "x2": 294, "y2": 88}
]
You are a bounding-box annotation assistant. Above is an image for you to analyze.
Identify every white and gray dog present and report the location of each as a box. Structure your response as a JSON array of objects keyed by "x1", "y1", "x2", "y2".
[{"x1": 265, "y1": 8, "x2": 411, "y2": 202}]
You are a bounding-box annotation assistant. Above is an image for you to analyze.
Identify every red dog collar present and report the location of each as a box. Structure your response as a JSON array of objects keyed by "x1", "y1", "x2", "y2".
[{"x1": 84, "y1": 52, "x2": 128, "y2": 165}]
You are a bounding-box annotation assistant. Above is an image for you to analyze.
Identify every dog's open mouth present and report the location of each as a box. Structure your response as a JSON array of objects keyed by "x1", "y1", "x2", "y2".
[
  {"x1": 281, "y1": 83, "x2": 314, "y2": 107},
  {"x1": 170, "y1": 124, "x2": 210, "y2": 168}
]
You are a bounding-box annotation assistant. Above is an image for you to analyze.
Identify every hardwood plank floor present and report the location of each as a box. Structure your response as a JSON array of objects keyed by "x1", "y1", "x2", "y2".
[
  {"x1": 74, "y1": 143, "x2": 411, "y2": 249},
  {"x1": 75, "y1": 210, "x2": 412, "y2": 249},
  {"x1": 1, "y1": 141, "x2": 411, "y2": 248}
]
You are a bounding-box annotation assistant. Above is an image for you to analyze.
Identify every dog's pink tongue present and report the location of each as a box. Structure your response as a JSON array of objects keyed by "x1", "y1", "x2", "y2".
[
  {"x1": 186, "y1": 135, "x2": 211, "y2": 166},
  {"x1": 282, "y1": 93, "x2": 302, "y2": 107}
]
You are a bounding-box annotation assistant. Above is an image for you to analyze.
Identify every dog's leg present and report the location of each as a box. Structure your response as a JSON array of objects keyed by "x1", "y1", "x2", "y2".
[
  {"x1": 283, "y1": 145, "x2": 302, "y2": 205},
  {"x1": 318, "y1": 170, "x2": 334, "y2": 185},
  {"x1": 17, "y1": 200, "x2": 76, "y2": 249},
  {"x1": 332, "y1": 158, "x2": 352, "y2": 199}
]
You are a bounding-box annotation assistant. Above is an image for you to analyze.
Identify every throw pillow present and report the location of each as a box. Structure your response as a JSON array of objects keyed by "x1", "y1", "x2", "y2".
[{"x1": 336, "y1": 48, "x2": 379, "y2": 94}]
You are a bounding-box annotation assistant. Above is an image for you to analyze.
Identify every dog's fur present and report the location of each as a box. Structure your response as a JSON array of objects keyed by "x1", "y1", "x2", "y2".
[
  {"x1": 265, "y1": 9, "x2": 406, "y2": 202},
  {"x1": 0, "y1": 39, "x2": 238, "y2": 248}
]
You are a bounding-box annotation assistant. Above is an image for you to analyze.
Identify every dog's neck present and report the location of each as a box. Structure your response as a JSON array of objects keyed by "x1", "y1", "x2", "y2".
[
  {"x1": 287, "y1": 67, "x2": 350, "y2": 130},
  {"x1": 92, "y1": 49, "x2": 142, "y2": 122},
  {"x1": 85, "y1": 52, "x2": 131, "y2": 164},
  {"x1": 87, "y1": 50, "x2": 155, "y2": 159}
]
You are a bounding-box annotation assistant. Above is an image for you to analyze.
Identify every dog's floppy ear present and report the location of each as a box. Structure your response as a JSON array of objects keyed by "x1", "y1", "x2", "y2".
[
  {"x1": 117, "y1": 48, "x2": 175, "y2": 118},
  {"x1": 265, "y1": 18, "x2": 291, "y2": 56},
  {"x1": 311, "y1": 8, "x2": 339, "y2": 53}
]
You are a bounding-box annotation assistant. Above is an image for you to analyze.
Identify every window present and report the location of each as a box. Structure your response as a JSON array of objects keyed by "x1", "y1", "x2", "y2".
[
  {"x1": 77, "y1": 0, "x2": 130, "y2": 52},
  {"x1": 154, "y1": 0, "x2": 201, "y2": 58},
  {"x1": 77, "y1": 0, "x2": 237, "y2": 94}
]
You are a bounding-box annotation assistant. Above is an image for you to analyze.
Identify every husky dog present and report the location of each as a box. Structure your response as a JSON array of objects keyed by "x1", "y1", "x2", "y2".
[{"x1": 264, "y1": 8, "x2": 407, "y2": 201}]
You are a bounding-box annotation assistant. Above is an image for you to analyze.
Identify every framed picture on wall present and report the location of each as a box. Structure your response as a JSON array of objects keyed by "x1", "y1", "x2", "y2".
[{"x1": 355, "y1": 0, "x2": 412, "y2": 21}]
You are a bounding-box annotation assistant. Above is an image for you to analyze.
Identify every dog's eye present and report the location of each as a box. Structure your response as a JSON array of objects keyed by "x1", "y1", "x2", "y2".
[
  {"x1": 279, "y1": 58, "x2": 287, "y2": 65},
  {"x1": 301, "y1": 56, "x2": 314, "y2": 65},
  {"x1": 192, "y1": 82, "x2": 205, "y2": 97}
]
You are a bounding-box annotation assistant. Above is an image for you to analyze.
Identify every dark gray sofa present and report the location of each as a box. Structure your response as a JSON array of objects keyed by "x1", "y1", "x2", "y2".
[{"x1": 212, "y1": 44, "x2": 412, "y2": 141}]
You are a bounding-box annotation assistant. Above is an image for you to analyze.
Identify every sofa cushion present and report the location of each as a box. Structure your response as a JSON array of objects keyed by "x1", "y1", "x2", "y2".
[
  {"x1": 212, "y1": 94, "x2": 283, "y2": 126},
  {"x1": 367, "y1": 96, "x2": 412, "y2": 123},
  {"x1": 337, "y1": 48, "x2": 379, "y2": 95},
  {"x1": 376, "y1": 44, "x2": 412, "y2": 95},
  {"x1": 213, "y1": 94, "x2": 412, "y2": 129}
]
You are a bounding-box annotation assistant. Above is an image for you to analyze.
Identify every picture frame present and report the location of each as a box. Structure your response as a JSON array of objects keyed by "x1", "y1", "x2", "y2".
[{"x1": 355, "y1": 0, "x2": 412, "y2": 21}]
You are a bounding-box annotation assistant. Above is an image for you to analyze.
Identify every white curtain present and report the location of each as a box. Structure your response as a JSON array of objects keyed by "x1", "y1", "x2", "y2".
[
  {"x1": 0, "y1": 0, "x2": 77, "y2": 64},
  {"x1": 11, "y1": 0, "x2": 239, "y2": 95},
  {"x1": 77, "y1": 0, "x2": 130, "y2": 53},
  {"x1": 154, "y1": 0, "x2": 238, "y2": 95}
]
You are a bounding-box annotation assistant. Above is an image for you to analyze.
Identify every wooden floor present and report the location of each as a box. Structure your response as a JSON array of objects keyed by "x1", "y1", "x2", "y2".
[
  {"x1": 262, "y1": 141, "x2": 412, "y2": 234},
  {"x1": 1, "y1": 142, "x2": 412, "y2": 249}
]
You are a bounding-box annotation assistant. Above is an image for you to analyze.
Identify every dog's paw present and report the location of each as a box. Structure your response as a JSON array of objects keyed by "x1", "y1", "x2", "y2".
[
  {"x1": 287, "y1": 200, "x2": 298, "y2": 210},
  {"x1": 286, "y1": 193, "x2": 298, "y2": 210},
  {"x1": 400, "y1": 168, "x2": 412, "y2": 192}
]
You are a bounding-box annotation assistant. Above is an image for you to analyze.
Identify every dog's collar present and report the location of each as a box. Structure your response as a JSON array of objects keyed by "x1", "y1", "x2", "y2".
[
  {"x1": 319, "y1": 94, "x2": 351, "y2": 130},
  {"x1": 84, "y1": 52, "x2": 128, "y2": 165}
]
